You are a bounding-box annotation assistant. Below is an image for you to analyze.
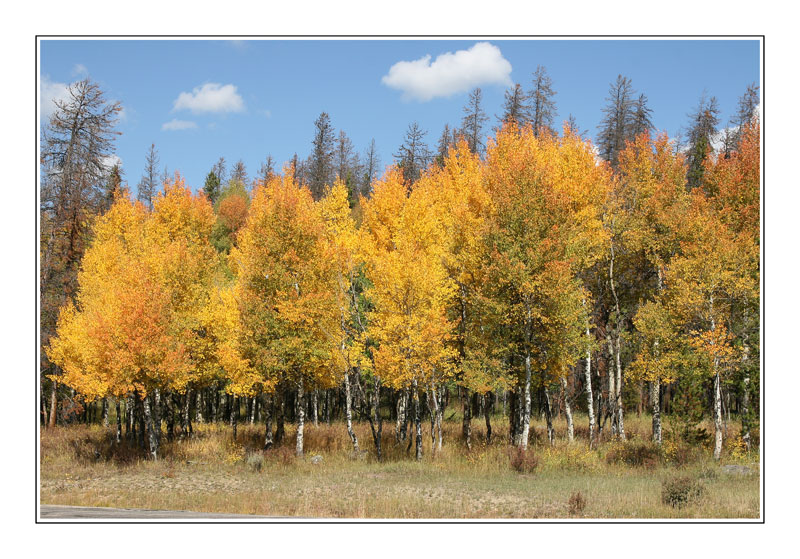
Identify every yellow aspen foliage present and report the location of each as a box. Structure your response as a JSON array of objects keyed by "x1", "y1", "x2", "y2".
[
  {"x1": 360, "y1": 167, "x2": 457, "y2": 391},
  {"x1": 231, "y1": 169, "x2": 339, "y2": 396}
]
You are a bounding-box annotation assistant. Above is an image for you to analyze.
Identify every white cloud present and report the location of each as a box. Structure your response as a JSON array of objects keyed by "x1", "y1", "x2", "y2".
[
  {"x1": 72, "y1": 64, "x2": 88, "y2": 77},
  {"x1": 172, "y1": 83, "x2": 245, "y2": 114},
  {"x1": 102, "y1": 154, "x2": 122, "y2": 170},
  {"x1": 40, "y1": 75, "x2": 70, "y2": 122},
  {"x1": 260, "y1": 109, "x2": 272, "y2": 118},
  {"x1": 381, "y1": 42, "x2": 513, "y2": 102},
  {"x1": 162, "y1": 119, "x2": 198, "y2": 131}
]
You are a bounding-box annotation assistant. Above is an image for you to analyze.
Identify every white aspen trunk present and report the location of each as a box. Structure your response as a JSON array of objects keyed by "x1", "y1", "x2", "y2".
[
  {"x1": 437, "y1": 385, "x2": 444, "y2": 451},
  {"x1": 195, "y1": 391, "x2": 203, "y2": 424},
  {"x1": 412, "y1": 380, "x2": 422, "y2": 461},
  {"x1": 615, "y1": 334, "x2": 625, "y2": 440},
  {"x1": 263, "y1": 394, "x2": 273, "y2": 450},
  {"x1": 520, "y1": 353, "x2": 532, "y2": 450},
  {"x1": 115, "y1": 398, "x2": 122, "y2": 443},
  {"x1": 606, "y1": 333, "x2": 618, "y2": 436},
  {"x1": 295, "y1": 383, "x2": 305, "y2": 457},
  {"x1": 48, "y1": 380, "x2": 58, "y2": 429},
  {"x1": 312, "y1": 390, "x2": 319, "y2": 427},
  {"x1": 561, "y1": 377, "x2": 574, "y2": 443},
  {"x1": 372, "y1": 376, "x2": 383, "y2": 461},
  {"x1": 428, "y1": 388, "x2": 436, "y2": 454},
  {"x1": 711, "y1": 300, "x2": 723, "y2": 461},
  {"x1": 153, "y1": 389, "x2": 161, "y2": 446},
  {"x1": 651, "y1": 379, "x2": 662, "y2": 444},
  {"x1": 396, "y1": 390, "x2": 408, "y2": 442},
  {"x1": 141, "y1": 392, "x2": 158, "y2": 460},
  {"x1": 582, "y1": 300, "x2": 596, "y2": 447},
  {"x1": 344, "y1": 371, "x2": 359, "y2": 453},
  {"x1": 742, "y1": 344, "x2": 751, "y2": 451},
  {"x1": 102, "y1": 397, "x2": 109, "y2": 428}
]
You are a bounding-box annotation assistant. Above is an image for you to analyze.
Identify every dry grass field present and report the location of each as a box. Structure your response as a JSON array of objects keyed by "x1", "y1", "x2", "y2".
[{"x1": 39, "y1": 414, "x2": 760, "y2": 519}]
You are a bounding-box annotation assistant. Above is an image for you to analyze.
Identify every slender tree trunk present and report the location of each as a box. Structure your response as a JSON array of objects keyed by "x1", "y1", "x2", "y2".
[
  {"x1": 231, "y1": 395, "x2": 239, "y2": 441},
  {"x1": 437, "y1": 385, "x2": 444, "y2": 451},
  {"x1": 428, "y1": 388, "x2": 436, "y2": 454},
  {"x1": 195, "y1": 391, "x2": 203, "y2": 424},
  {"x1": 651, "y1": 379, "x2": 662, "y2": 444},
  {"x1": 275, "y1": 389, "x2": 285, "y2": 444},
  {"x1": 412, "y1": 380, "x2": 422, "y2": 461},
  {"x1": 606, "y1": 333, "x2": 618, "y2": 436},
  {"x1": 48, "y1": 381, "x2": 58, "y2": 428},
  {"x1": 263, "y1": 394, "x2": 274, "y2": 449},
  {"x1": 710, "y1": 299, "x2": 724, "y2": 461},
  {"x1": 584, "y1": 331, "x2": 596, "y2": 447},
  {"x1": 561, "y1": 377, "x2": 574, "y2": 443},
  {"x1": 141, "y1": 392, "x2": 158, "y2": 460},
  {"x1": 520, "y1": 351, "x2": 532, "y2": 449},
  {"x1": 102, "y1": 397, "x2": 109, "y2": 428},
  {"x1": 543, "y1": 387, "x2": 555, "y2": 445},
  {"x1": 483, "y1": 392, "x2": 492, "y2": 445},
  {"x1": 153, "y1": 389, "x2": 161, "y2": 446},
  {"x1": 396, "y1": 389, "x2": 408, "y2": 442},
  {"x1": 614, "y1": 335, "x2": 625, "y2": 440},
  {"x1": 462, "y1": 386, "x2": 472, "y2": 449},
  {"x1": 115, "y1": 398, "x2": 122, "y2": 443},
  {"x1": 295, "y1": 383, "x2": 305, "y2": 457},
  {"x1": 370, "y1": 376, "x2": 383, "y2": 461},
  {"x1": 344, "y1": 371, "x2": 359, "y2": 453},
  {"x1": 312, "y1": 390, "x2": 319, "y2": 427}
]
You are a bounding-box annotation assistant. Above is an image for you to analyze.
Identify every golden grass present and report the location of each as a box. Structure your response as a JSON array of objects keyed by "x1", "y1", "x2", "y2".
[{"x1": 39, "y1": 413, "x2": 760, "y2": 519}]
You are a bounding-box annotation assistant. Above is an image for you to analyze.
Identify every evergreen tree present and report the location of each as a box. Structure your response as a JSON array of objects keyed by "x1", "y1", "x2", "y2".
[
  {"x1": 686, "y1": 93, "x2": 720, "y2": 190},
  {"x1": 309, "y1": 111, "x2": 336, "y2": 199},
  {"x1": 137, "y1": 143, "x2": 160, "y2": 209},
  {"x1": 361, "y1": 139, "x2": 380, "y2": 197},
  {"x1": 203, "y1": 170, "x2": 221, "y2": 206},
  {"x1": 630, "y1": 94, "x2": 655, "y2": 140},
  {"x1": 461, "y1": 88, "x2": 489, "y2": 154},
  {"x1": 597, "y1": 74, "x2": 636, "y2": 168},
  {"x1": 257, "y1": 155, "x2": 276, "y2": 186},
  {"x1": 530, "y1": 66, "x2": 557, "y2": 137},
  {"x1": 231, "y1": 159, "x2": 248, "y2": 185},
  {"x1": 394, "y1": 121, "x2": 432, "y2": 184},
  {"x1": 498, "y1": 83, "x2": 532, "y2": 129}
]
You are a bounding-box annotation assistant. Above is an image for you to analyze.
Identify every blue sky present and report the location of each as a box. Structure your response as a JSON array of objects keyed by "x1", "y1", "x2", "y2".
[{"x1": 39, "y1": 39, "x2": 761, "y2": 193}]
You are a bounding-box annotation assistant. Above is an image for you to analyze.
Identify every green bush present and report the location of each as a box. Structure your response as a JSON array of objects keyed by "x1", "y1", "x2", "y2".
[{"x1": 661, "y1": 476, "x2": 704, "y2": 508}]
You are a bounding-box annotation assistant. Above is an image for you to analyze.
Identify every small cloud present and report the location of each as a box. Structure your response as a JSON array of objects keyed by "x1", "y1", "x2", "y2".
[
  {"x1": 260, "y1": 109, "x2": 272, "y2": 118},
  {"x1": 40, "y1": 75, "x2": 70, "y2": 122},
  {"x1": 172, "y1": 82, "x2": 245, "y2": 114},
  {"x1": 102, "y1": 154, "x2": 123, "y2": 170},
  {"x1": 382, "y1": 42, "x2": 513, "y2": 102},
  {"x1": 72, "y1": 64, "x2": 88, "y2": 77},
  {"x1": 162, "y1": 119, "x2": 198, "y2": 131}
]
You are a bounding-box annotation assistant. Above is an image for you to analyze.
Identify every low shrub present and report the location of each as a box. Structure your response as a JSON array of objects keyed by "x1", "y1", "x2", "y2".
[
  {"x1": 661, "y1": 476, "x2": 704, "y2": 508},
  {"x1": 508, "y1": 447, "x2": 538, "y2": 474},
  {"x1": 605, "y1": 440, "x2": 661, "y2": 469},
  {"x1": 245, "y1": 452, "x2": 264, "y2": 472},
  {"x1": 568, "y1": 491, "x2": 586, "y2": 516}
]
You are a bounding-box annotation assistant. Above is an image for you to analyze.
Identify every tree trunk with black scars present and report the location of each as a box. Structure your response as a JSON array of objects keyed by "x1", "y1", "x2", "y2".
[
  {"x1": 344, "y1": 371, "x2": 359, "y2": 453},
  {"x1": 141, "y1": 391, "x2": 158, "y2": 460},
  {"x1": 262, "y1": 393, "x2": 273, "y2": 449},
  {"x1": 412, "y1": 380, "x2": 423, "y2": 461},
  {"x1": 295, "y1": 382, "x2": 305, "y2": 456},
  {"x1": 115, "y1": 399, "x2": 122, "y2": 443},
  {"x1": 561, "y1": 377, "x2": 574, "y2": 442},
  {"x1": 651, "y1": 379, "x2": 662, "y2": 444}
]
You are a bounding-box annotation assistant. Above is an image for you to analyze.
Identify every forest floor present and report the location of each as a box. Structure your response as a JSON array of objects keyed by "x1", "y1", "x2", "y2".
[{"x1": 39, "y1": 414, "x2": 760, "y2": 519}]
